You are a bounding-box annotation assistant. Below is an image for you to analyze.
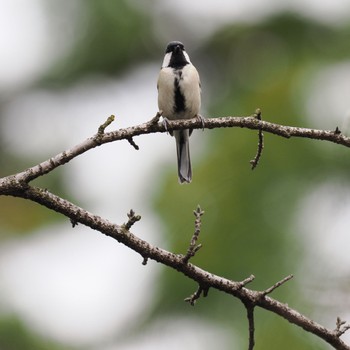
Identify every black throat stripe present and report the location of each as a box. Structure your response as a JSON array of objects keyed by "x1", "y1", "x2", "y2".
[
  {"x1": 173, "y1": 70, "x2": 185, "y2": 113},
  {"x1": 169, "y1": 50, "x2": 188, "y2": 69}
]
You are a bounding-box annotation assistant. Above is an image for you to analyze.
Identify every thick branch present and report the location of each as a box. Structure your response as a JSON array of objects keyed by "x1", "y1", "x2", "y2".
[
  {"x1": 0, "y1": 183, "x2": 348, "y2": 349},
  {"x1": 1, "y1": 114, "x2": 349, "y2": 186}
]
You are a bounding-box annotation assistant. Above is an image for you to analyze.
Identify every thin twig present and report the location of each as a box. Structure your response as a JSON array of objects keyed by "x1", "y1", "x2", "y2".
[
  {"x1": 335, "y1": 317, "x2": 350, "y2": 337},
  {"x1": 150, "y1": 110, "x2": 162, "y2": 124},
  {"x1": 98, "y1": 115, "x2": 115, "y2": 135},
  {"x1": 122, "y1": 209, "x2": 141, "y2": 230},
  {"x1": 182, "y1": 205, "x2": 204, "y2": 263},
  {"x1": 262, "y1": 274, "x2": 294, "y2": 296},
  {"x1": 70, "y1": 218, "x2": 78, "y2": 228},
  {"x1": 184, "y1": 285, "x2": 209, "y2": 306},
  {"x1": 244, "y1": 302, "x2": 256, "y2": 350},
  {"x1": 127, "y1": 137, "x2": 139, "y2": 150},
  {"x1": 238, "y1": 275, "x2": 256, "y2": 289},
  {"x1": 250, "y1": 108, "x2": 264, "y2": 170}
]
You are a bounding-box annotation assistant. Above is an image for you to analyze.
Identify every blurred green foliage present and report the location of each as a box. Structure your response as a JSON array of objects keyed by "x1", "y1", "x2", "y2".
[
  {"x1": 0, "y1": 1, "x2": 155, "y2": 347},
  {"x1": 0, "y1": 316, "x2": 73, "y2": 350},
  {"x1": 153, "y1": 13, "x2": 350, "y2": 349},
  {"x1": 42, "y1": 0, "x2": 157, "y2": 86},
  {"x1": 0, "y1": 0, "x2": 155, "y2": 235},
  {"x1": 0, "y1": 166, "x2": 71, "y2": 236}
]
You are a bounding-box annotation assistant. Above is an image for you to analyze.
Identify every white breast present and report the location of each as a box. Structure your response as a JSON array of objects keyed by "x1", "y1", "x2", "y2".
[{"x1": 157, "y1": 64, "x2": 201, "y2": 121}]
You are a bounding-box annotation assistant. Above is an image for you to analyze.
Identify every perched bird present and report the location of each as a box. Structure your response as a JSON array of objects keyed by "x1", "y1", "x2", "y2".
[{"x1": 157, "y1": 41, "x2": 201, "y2": 183}]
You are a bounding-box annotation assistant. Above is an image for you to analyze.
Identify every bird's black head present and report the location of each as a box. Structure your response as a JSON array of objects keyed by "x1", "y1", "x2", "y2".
[
  {"x1": 165, "y1": 41, "x2": 185, "y2": 54},
  {"x1": 164, "y1": 41, "x2": 189, "y2": 68}
]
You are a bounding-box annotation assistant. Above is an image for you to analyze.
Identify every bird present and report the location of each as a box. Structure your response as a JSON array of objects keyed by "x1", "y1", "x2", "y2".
[{"x1": 157, "y1": 41, "x2": 201, "y2": 184}]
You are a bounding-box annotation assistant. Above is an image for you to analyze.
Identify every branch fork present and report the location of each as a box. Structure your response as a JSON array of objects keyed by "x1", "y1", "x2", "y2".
[
  {"x1": 335, "y1": 317, "x2": 350, "y2": 338},
  {"x1": 184, "y1": 284, "x2": 209, "y2": 306},
  {"x1": 122, "y1": 209, "x2": 141, "y2": 231}
]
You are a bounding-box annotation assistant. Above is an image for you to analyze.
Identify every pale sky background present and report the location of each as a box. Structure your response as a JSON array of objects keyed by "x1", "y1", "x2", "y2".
[{"x1": 1, "y1": 0, "x2": 350, "y2": 349}]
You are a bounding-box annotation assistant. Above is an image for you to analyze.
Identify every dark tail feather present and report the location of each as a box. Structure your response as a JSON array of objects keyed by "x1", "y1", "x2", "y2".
[{"x1": 174, "y1": 130, "x2": 192, "y2": 184}]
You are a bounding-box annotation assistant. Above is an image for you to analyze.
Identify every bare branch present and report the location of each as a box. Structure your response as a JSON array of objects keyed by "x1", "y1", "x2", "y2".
[
  {"x1": 70, "y1": 218, "x2": 78, "y2": 228},
  {"x1": 182, "y1": 205, "x2": 204, "y2": 264},
  {"x1": 150, "y1": 110, "x2": 162, "y2": 125},
  {"x1": 2, "y1": 111, "x2": 350, "y2": 187},
  {"x1": 250, "y1": 108, "x2": 264, "y2": 170},
  {"x1": 98, "y1": 115, "x2": 115, "y2": 135},
  {"x1": 262, "y1": 274, "x2": 294, "y2": 296},
  {"x1": 243, "y1": 301, "x2": 256, "y2": 350},
  {"x1": 335, "y1": 317, "x2": 350, "y2": 337},
  {"x1": 127, "y1": 137, "x2": 139, "y2": 150},
  {"x1": 122, "y1": 209, "x2": 141, "y2": 230},
  {"x1": 238, "y1": 275, "x2": 256, "y2": 289},
  {"x1": 184, "y1": 284, "x2": 209, "y2": 306},
  {"x1": 1, "y1": 184, "x2": 349, "y2": 349},
  {"x1": 1, "y1": 114, "x2": 350, "y2": 349}
]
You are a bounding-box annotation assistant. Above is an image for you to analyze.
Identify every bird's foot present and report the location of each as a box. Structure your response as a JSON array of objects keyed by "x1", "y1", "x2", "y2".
[
  {"x1": 162, "y1": 117, "x2": 172, "y2": 135},
  {"x1": 196, "y1": 114, "x2": 205, "y2": 131}
]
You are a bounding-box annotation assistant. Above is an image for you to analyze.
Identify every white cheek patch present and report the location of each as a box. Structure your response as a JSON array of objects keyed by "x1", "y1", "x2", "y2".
[
  {"x1": 162, "y1": 52, "x2": 172, "y2": 68},
  {"x1": 183, "y1": 51, "x2": 191, "y2": 64}
]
